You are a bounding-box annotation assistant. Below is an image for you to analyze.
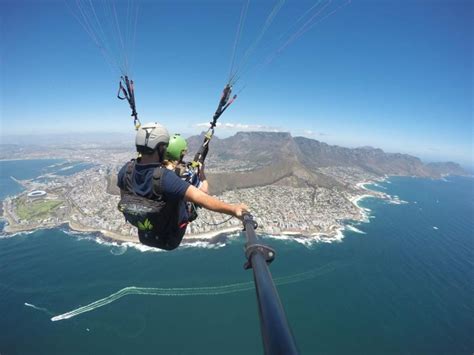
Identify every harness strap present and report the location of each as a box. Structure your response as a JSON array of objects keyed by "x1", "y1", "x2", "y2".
[
  {"x1": 124, "y1": 159, "x2": 164, "y2": 200},
  {"x1": 124, "y1": 160, "x2": 136, "y2": 194},
  {"x1": 152, "y1": 167, "x2": 165, "y2": 197},
  {"x1": 126, "y1": 160, "x2": 135, "y2": 174}
]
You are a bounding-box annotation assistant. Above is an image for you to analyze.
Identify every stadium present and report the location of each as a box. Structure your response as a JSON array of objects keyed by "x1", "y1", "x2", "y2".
[{"x1": 27, "y1": 190, "x2": 47, "y2": 200}]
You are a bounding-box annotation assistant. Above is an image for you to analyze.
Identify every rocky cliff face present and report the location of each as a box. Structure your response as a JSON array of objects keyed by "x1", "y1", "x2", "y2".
[
  {"x1": 294, "y1": 137, "x2": 433, "y2": 176},
  {"x1": 186, "y1": 132, "x2": 467, "y2": 194},
  {"x1": 187, "y1": 131, "x2": 299, "y2": 167},
  {"x1": 425, "y1": 162, "x2": 468, "y2": 176}
]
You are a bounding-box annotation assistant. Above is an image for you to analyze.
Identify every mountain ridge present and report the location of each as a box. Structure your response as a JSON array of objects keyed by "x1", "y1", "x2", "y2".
[{"x1": 186, "y1": 131, "x2": 467, "y2": 194}]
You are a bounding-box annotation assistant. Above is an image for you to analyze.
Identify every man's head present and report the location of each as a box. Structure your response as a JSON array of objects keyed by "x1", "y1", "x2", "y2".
[
  {"x1": 165, "y1": 134, "x2": 188, "y2": 162},
  {"x1": 135, "y1": 122, "x2": 170, "y2": 161}
]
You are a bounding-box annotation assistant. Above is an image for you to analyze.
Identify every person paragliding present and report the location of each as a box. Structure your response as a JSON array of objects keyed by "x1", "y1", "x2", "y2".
[
  {"x1": 117, "y1": 122, "x2": 248, "y2": 250},
  {"x1": 164, "y1": 133, "x2": 208, "y2": 221},
  {"x1": 164, "y1": 134, "x2": 208, "y2": 194}
]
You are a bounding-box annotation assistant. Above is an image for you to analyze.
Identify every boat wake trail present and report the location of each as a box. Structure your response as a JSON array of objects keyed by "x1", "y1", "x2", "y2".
[
  {"x1": 28, "y1": 263, "x2": 342, "y2": 322},
  {"x1": 24, "y1": 302, "x2": 54, "y2": 316},
  {"x1": 51, "y1": 283, "x2": 256, "y2": 321}
]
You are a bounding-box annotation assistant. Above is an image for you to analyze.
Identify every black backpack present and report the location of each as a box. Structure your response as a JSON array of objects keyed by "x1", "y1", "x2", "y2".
[{"x1": 117, "y1": 161, "x2": 180, "y2": 238}]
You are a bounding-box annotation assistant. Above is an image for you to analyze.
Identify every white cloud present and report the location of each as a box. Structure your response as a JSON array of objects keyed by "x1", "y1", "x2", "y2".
[
  {"x1": 300, "y1": 129, "x2": 328, "y2": 137},
  {"x1": 194, "y1": 123, "x2": 330, "y2": 140}
]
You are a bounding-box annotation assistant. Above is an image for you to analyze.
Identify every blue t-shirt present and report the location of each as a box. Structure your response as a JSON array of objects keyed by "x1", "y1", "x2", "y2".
[{"x1": 117, "y1": 162, "x2": 191, "y2": 224}]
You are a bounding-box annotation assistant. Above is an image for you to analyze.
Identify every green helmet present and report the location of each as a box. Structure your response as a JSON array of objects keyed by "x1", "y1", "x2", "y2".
[{"x1": 165, "y1": 134, "x2": 188, "y2": 161}]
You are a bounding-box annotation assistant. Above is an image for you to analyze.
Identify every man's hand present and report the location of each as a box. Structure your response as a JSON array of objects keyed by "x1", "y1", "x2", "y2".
[
  {"x1": 185, "y1": 186, "x2": 249, "y2": 219},
  {"x1": 233, "y1": 203, "x2": 249, "y2": 220}
]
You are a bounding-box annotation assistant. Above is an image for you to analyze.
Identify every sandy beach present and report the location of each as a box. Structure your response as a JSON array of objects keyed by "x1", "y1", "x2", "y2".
[{"x1": 349, "y1": 194, "x2": 377, "y2": 208}]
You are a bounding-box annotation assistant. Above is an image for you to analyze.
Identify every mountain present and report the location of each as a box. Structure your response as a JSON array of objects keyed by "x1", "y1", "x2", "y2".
[
  {"x1": 293, "y1": 137, "x2": 433, "y2": 176},
  {"x1": 186, "y1": 132, "x2": 467, "y2": 194},
  {"x1": 186, "y1": 132, "x2": 298, "y2": 167},
  {"x1": 187, "y1": 132, "x2": 344, "y2": 194},
  {"x1": 425, "y1": 162, "x2": 468, "y2": 176}
]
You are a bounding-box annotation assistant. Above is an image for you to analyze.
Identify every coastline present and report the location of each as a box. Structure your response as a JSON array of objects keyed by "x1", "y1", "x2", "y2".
[
  {"x1": 1, "y1": 213, "x2": 360, "y2": 246},
  {"x1": 1, "y1": 176, "x2": 392, "y2": 247},
  {"x1": 349, "y1": 194, "x2": 377, "y2": 207},
  {"x1": 184, "y1": 226, "x2": 242, "y2": 240},
  {"x1": 0, "y1": 158, "x2": 63, "y2": 162}
]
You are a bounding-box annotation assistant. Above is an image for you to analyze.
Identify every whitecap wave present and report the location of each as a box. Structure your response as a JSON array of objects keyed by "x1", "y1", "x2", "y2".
[
  {"x1": 387, "y1": 199, "x2": 408, "y2": 205},
  {"x1": 180, "y1": 241, "x2": 226, "y2": 249},
  {"x1": 263, "y1": 228, "x2": 345, "y2": 246},
  {"x1": 263, "y1": 234, "x2": 295, "y2": 242},
  {"x1": 345, "y1": 225, "x2": 366, "y2": 234},
  {"x1": 110, "y1": 245, "x2": 128, "y2": 255},
  {"x1": 61, "y1": 229, "x2": 163, "y2": 253},
  {"x1": 121, "y1": 242, "x2": 164, "y2": 253},
  {"x1": 350, "y1": 194, "x2": 376, "y2": 208},
  {"x1": 0, "y1": 230, "x2": 37, "y2": 239}
]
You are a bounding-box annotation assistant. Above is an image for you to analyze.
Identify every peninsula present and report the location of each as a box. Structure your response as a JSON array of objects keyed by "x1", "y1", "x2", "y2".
[{"x1": 1, "y1": 132, "x2": 467, "y2": 245}]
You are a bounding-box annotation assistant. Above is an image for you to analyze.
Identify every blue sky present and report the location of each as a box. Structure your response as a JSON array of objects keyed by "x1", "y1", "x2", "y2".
[{"x1": 1, "y1": 0, "x2": 472, "y2": 165}]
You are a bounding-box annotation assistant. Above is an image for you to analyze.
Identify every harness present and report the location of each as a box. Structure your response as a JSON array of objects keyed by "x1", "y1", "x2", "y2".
[
  {"x1": 173, "y1": 162, "x2": 200, "y2": 222},
  {"x1": 118, "y1": 160, "x2": 185, "y2": 249}
]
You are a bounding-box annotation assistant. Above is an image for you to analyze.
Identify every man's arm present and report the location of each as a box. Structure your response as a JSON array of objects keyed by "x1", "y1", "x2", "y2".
[
  {"x1": 184, "y1": 185, "x2": 248, "y2": 218},
  {"x1": 162, "y1": 168, "x2": 248, "y2": 218}
]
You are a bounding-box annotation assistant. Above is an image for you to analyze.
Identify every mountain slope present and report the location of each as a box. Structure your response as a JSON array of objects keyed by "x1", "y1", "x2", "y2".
[{"x1": 186, "y1": 132, "x2": 467, "y2": 194}]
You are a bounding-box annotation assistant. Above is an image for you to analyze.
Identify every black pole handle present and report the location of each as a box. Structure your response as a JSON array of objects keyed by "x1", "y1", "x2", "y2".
[{"x1": 242, "y1": 213, "x2": 299, "y2": 355}]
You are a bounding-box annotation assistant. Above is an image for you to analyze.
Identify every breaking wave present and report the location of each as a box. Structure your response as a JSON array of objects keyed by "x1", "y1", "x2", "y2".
[
  {"x1": 110, "y1": 245, "x2": 128, "y2": 255},
  {"x1": 345, "y1": 225, "x2": 366, "y2": 234}
]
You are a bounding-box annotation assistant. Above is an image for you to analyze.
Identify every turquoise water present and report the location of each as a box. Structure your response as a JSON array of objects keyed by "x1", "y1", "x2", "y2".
[
  {"x1": 0, "y1": 159, "x2": 94, "y2": 200},
  {"x1": 0, "y1": 159, "x2": 63, "y2": 199},
  {"x1": 0, "y1": 161, "x2": 473, "y2": 354}
]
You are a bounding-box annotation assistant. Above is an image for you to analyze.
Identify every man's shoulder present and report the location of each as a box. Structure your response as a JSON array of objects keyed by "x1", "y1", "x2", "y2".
[
  {"x1": 160, "y1": 167, "x2": 191, "y2": 196},
  {"x1": 161, "y1": 167, "x2": 184, "y2": 183},
  {"x1": 118, "y1": 161, "x2": 131, "y2": 187},
  {"x1": 119, "y1": 160, "x2": 135, "y2": 172},
  {"x1": 118, "y1": 160, "x2": 134, "y2": 178}
]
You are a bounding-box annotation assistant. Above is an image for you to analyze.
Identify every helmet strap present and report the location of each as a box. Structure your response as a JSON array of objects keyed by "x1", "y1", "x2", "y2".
[
  {"x1": 157, "y1": 143, "x2": 168, "y2": 162},
  {"x1": 143, "y1": 128, "x2": 152, "y2": 147}
]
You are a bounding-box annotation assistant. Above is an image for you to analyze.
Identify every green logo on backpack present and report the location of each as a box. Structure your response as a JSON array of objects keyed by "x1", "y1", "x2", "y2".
[{"x1": 137, "y1": 218, "x2": 153, "y2": 231}]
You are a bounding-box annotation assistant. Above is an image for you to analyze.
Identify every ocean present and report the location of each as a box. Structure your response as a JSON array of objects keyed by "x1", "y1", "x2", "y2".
[{"x1": 0, "y1": 160, "x2": 473, "y2": 354}]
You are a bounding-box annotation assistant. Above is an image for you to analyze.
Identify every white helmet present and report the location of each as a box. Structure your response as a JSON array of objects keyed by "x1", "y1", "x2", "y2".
[{"x1": 135, "y1": 122, "x2": 170, "y2": 151}]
